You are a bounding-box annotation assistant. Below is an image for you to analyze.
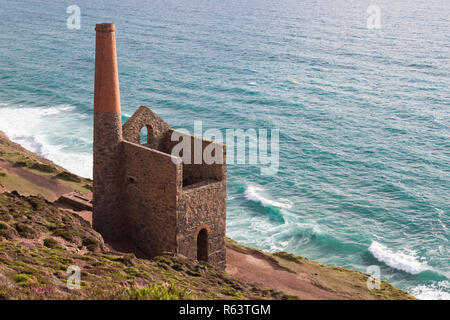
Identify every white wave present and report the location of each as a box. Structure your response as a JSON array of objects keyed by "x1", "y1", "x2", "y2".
[
  {"x1": 230, "y1": 215, "x2": 323, "y2": 253},
  {"x1": 0, "y1": 104, "x2": 93, "y2": 178},
  {"x1": 295, "y1": 222, "x2": 322, "y2": 235},
  {"x1": 245, "y1": 184, "x2": 293, "y2": 209},
  {"x1": 41, "y1": 144, "x2": 92, "y2": 179},
  {"x1": 368, "y1": 241, "x2": 429, "y2": 274},
  {"x1": 409, "y1": 281, "x2": 450, "y2": 300}
]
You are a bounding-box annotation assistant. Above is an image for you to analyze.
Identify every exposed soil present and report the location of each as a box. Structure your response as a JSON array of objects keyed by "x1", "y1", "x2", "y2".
[
  {"x1": 0, "y1": 160, "x2": 71, "y2": 201},
  {"x1": 227, "y1": 248, "x2": 346, "y2": 299}
]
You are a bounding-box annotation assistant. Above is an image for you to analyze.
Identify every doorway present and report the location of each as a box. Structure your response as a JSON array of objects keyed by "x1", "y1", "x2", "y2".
[{"x1": 197, "y1": 228, "x2": 208, "y2": 262}]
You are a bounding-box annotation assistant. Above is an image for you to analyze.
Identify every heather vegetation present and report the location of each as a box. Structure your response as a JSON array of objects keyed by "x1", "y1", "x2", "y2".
[{"x1": 0, "y1": 192, "x2": 286, "y2": 300}]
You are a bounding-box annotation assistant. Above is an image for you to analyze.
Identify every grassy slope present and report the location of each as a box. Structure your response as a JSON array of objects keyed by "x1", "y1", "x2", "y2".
[
  {"x1": 0, "y1": 131, "x2": 92, "y2": 198},
  {"x1": 0, "y1": 192, "x2": 286, "y2": 300},
  {"x1": 0, "y1": 131, "x2": 415, "y2": 300}
]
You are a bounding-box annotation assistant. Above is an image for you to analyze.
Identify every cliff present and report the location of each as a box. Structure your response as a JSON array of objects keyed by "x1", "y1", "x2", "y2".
[{"x1": 0, "y1": 131, "x2": 415, "y2": 300}]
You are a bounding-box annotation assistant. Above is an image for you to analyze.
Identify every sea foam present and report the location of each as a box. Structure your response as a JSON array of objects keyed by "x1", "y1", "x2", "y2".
[
  {"x1": 0, "y1": 104, "x2": 93, "y2": 178},
  {"x1": 368, "y1": 241, "x2": 429, "y2": 275},
  {"x1": 245, "y1": 184, "x2": 293, "y2": 209},
  {"x1": 410, "y1": 280, "x2": 450, "y2": 300}
]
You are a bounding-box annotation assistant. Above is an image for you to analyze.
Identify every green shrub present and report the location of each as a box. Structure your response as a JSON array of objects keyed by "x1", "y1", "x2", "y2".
[
  {"x1": 127, "y1": 282, "x2": 192, "y2": 300},
  {"x1": 29, "y1": 163, "x2": 56, "y2": 173},
  {"x1": 55, "y1": 171, "x2": 81, "y2": 183},
  {"x1": 53, "y1": 228, "x2": 74, "y2": 242},
  {"x1": 43, "y1": 238, "x2": 60, "y2": 249},
  {"x1": 14, "y1": 223, "x2": 38, "y2": 239},
  {"x1": 15, "y1": 160, "x2": 56, "y2": 173},
  {"x1": 82, "y1": 237, "x2": 99, "y2": 252},
  {"x1": 13, "y1": 273, "x2": 31, "y2": 285},
  {"x1": 15, "y1": 161, "x2": 28, "y2": 168},
  {"x1": 124, "y1": 267, "x2": 139, "y2": 277}
]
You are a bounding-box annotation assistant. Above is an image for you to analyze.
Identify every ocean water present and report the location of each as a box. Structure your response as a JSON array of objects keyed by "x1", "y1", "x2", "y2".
[{"x1": 0, "y1": 0, "x2": 449, "y2": 299}]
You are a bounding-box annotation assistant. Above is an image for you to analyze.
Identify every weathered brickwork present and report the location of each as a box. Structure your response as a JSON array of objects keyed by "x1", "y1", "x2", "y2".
[
  {"x1": 93, "y1": 111, "x2": 124, "y2": 242},
  {"x1": 122, "y1": 141, "x2": 180, "y2": 257},
  {"x1": 165, "y1": 132, "x2": 226, "y2": 186},
  {"x1": 122, "y1": 106, "x2": 173, "y2": 151},
  {"x1": 177, "y1": 180, "x2": 227, "y2": 269},
  {"x1": 93, "y1": 23, "x2": 227, "y2": 269}
]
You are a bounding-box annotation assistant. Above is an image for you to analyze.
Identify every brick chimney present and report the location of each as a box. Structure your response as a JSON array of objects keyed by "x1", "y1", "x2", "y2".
[{"x1": 93, "y1": 23, "x2": 124, "y2": 242}]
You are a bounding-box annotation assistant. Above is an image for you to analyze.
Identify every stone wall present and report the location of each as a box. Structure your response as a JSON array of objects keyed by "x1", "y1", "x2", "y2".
[
  {"x1": 176, "y1": 180, "x2": 227, "y2": 269},
  {"x1": 93, "y1": 111, "x2": 124, "y2": 243},
  {"x1": 122, "y1": 106, "x2": 172, "y2": 152},
  {"x1": 165, "y1": 130, "x2": 227, "y2": 186},
  {"x1": 122, "y1": 141, "x2": 182, "y2": 257}
]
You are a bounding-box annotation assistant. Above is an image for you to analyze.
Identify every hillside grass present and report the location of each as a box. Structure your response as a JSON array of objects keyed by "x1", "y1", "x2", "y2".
[
  {"x1": 0, "y1": 132, "x2": 92, "y2": 196},
  {"x1": 0, "y1": 170, "x2": 55, "y2": 200},
  {"x1": 0, "y1": 192, "x2": 286, "y2": 300}
]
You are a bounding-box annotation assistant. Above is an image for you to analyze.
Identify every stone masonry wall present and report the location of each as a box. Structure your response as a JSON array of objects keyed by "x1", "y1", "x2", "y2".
[
  {"x1": 118, "y1": 105, "x2": 227, "y2": 268},
  {"x1": 176, "y1": 180, "x2": 227, "y2": 270},
  {"x1": 165, "y1": 131, "x2": 226, "y2": 186},
  {"x1": 122, "y1": 106, "x2": 172, "y2": 152},
  {"x1": 93, "y1": 111, "x2": 124, "y2": 242},
  {"x1": 122, "y1": 141, "x2": 182, "y2": 257}
]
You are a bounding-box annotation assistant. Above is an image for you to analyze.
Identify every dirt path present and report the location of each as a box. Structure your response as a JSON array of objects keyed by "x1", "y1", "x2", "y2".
[
  {"x1": 226, "y1": 248, "x2": 349, "y2": 300},
  {"x1": 0, "y1": 160, "x2": 72, "y2": 200}
]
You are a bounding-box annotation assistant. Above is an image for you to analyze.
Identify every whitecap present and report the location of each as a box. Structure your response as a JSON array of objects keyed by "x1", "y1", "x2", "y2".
[
  {"x1": 244, "y1": 184, "x2": 293, "y2": 209},
  {"x1": 0, "y1": 104, "x2": 93, "y2": 178},
  {"x1": 409, "y1": 281, "x2": 450, "y2": 300},
  {"x1": 368, "y1": 241, "x2": 429, "y2": 274}
]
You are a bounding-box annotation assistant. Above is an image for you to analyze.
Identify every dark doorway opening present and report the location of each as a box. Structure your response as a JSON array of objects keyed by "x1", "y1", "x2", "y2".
[{"x1": 197, "y1": 228, "x2": 208, "y2": 262}]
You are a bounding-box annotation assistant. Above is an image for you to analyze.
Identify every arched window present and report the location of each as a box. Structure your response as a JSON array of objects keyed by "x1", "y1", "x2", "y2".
[
  {"x1": 197, "y1": 228, "x2": 208, "y2": 262},
  {"x1": 139, "y1": 125, "x2": 152, "y2": 145}
]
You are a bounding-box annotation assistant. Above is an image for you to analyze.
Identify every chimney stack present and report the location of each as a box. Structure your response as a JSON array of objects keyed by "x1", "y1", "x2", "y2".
[
  {"x1": 94, "y1": 23, "x2": 121, "y2": 113},
  {"x1": 93, "y1": 23, "x2": 124, "y2": 242}
]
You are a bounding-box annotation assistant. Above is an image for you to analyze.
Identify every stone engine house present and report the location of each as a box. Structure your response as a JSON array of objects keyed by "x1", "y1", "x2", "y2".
[{"x1": 93, "y1": 23, "x2": 227, "y2": 269}]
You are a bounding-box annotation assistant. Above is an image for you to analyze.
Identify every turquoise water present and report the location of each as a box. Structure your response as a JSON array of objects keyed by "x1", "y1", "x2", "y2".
[{"x1": 0, "y1": 0, "x2": 449, "y2": 299}]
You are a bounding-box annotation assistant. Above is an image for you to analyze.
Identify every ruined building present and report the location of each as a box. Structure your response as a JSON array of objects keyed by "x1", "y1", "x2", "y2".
[{"x1": 93, "y1": 23, "x2": 227, "y2": 269}]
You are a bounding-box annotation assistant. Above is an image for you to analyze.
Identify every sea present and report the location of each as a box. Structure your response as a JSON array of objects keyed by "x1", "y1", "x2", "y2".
[{"x1": 0, "y1": 0, "x2": 448, "y2": 299}]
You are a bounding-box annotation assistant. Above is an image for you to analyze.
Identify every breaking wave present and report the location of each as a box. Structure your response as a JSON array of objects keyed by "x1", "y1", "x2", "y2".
[
  {"x1": 409, "y1": 281, "x2": 450, "y2": 300},
  {"x1": 242, "y1": 184, "x2": 294, "y2": 223},
  {"x1": 245, "y1": 185, "x2": 293, "y2": 209},
  {"x1": 0, "y1": 104, "x2": 93, "y2": 178},
  {"x1": 368, "y1": 241, "x2": 430, "y2": 275}
]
